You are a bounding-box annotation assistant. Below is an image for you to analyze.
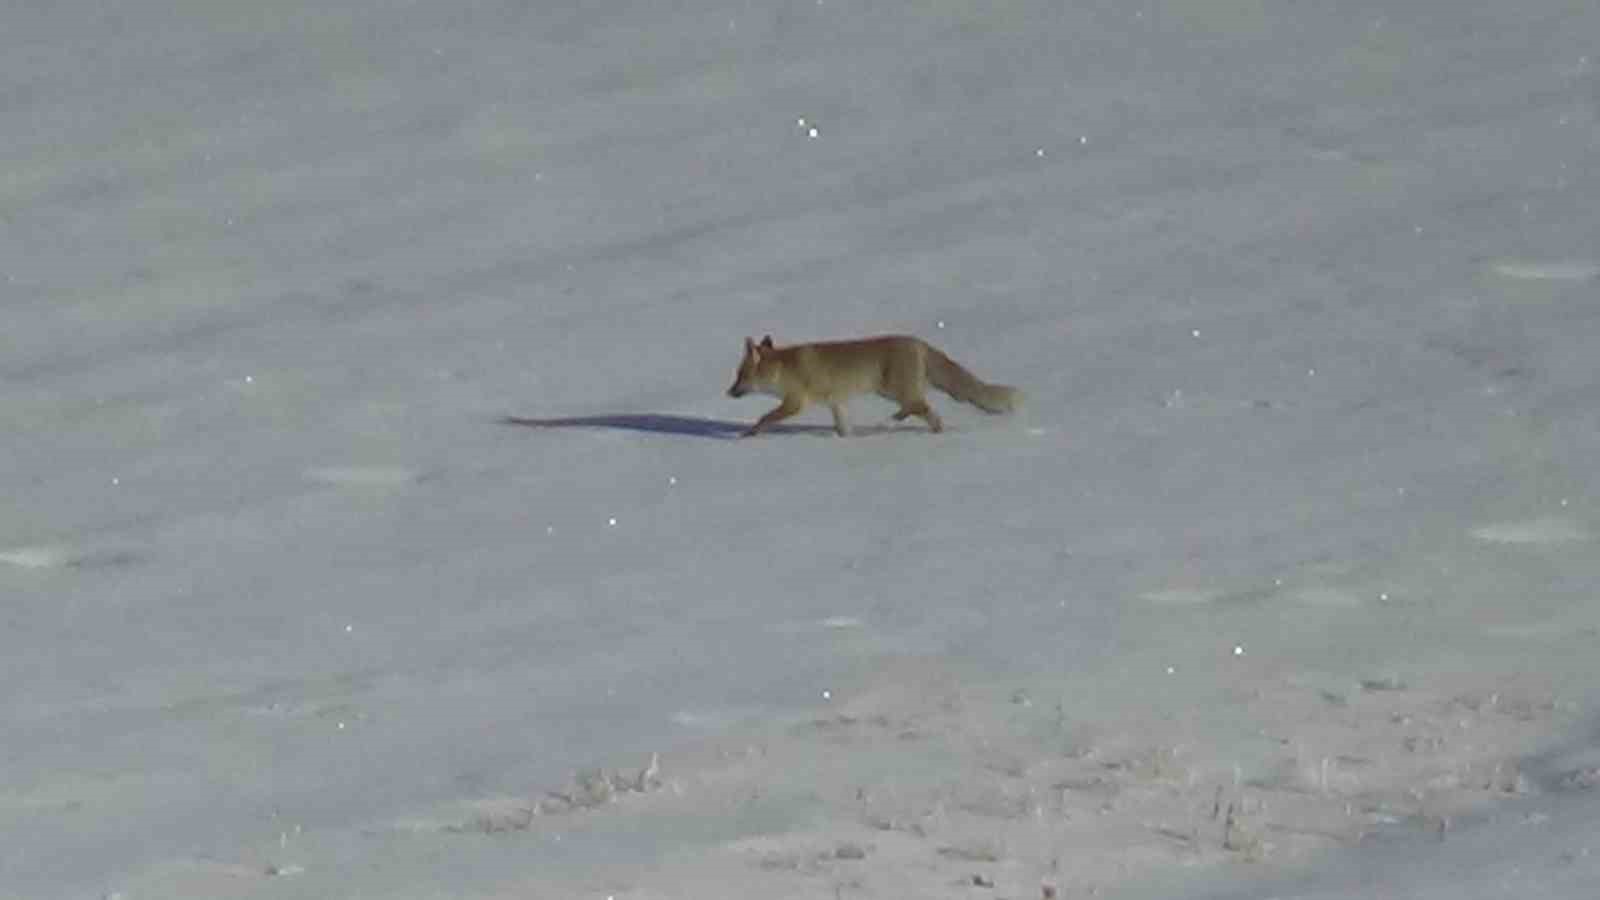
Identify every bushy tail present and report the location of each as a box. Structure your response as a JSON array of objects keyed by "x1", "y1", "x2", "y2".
[{"x1": 924, "y1": 345, "x2": 1020, "y2": 414}]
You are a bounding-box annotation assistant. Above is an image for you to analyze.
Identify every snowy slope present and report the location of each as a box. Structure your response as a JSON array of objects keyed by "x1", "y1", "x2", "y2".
[{"x1": 4, "y1": 1, "x2": 1600, "y2": 898}]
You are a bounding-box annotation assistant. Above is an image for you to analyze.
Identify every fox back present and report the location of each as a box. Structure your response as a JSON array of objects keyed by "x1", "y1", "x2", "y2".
[{"x1": 726, "y1": 335, "x2": 906, "y2": 402}]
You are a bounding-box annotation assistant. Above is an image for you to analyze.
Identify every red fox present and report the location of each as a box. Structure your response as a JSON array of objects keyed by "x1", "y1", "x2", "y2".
[{"x1": 726, "y1": 334, "x2": 1020, "y2": 437}]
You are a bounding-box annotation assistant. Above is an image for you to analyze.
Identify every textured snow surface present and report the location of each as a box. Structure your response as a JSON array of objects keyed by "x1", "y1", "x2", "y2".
[{"x1": 5, "y1": 2, "x2": 1600, "y2": 898}]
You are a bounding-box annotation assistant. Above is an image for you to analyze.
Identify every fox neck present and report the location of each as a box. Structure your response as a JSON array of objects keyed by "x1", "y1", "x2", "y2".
[{"x1": 748, "y1": 376, "x2": 785, "y2": 398}]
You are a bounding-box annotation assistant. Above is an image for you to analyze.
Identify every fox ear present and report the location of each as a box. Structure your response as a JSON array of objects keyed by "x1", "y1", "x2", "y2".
[{"x1": 759, "y1": 335, "x2": 774, "y2": 349}]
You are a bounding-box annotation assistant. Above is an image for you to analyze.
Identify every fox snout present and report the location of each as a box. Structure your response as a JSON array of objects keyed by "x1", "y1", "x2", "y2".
[{"x1": 728, "y1": 368, "x2": 758, "y2": 398}]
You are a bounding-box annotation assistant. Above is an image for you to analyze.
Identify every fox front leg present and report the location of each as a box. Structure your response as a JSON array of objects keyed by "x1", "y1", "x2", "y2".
[{"x1": 742, "y1": 397, "x2": 803, "y2": 438}]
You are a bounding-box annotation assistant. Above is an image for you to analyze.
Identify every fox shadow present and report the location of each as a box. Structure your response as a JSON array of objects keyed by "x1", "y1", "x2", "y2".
[{"x1": 496, "y1": 414, "x2": 922, "y2": 440}]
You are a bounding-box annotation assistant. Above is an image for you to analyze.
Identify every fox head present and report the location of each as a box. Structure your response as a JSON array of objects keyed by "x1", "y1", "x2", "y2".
[{"x1": 726, "y1": 335, "x2": 776, "y2": 398}]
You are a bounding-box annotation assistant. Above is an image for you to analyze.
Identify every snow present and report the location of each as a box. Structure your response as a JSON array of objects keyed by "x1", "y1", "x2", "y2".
[{"x1": 4, "y1": 1, "x2": 1600, "y2": 898}]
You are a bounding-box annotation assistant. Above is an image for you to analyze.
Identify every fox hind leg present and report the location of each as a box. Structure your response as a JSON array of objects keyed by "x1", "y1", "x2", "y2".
[
  {"x1": 828, "y1": 403, "x2": 851, "y2": 437},
  {"x1": 892, "y1": 401, "x2": 943, "y2": 433}
]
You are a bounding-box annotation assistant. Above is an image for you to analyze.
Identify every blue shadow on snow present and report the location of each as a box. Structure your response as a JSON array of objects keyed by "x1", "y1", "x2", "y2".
[{"x1": 496, "y1": 414, "x2": 922, "y2": 439}]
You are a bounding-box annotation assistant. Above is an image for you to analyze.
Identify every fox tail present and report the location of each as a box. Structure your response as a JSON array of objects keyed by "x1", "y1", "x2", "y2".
[{"x1": 924, "y1": 345, "x2": 1020, "y2": 414}]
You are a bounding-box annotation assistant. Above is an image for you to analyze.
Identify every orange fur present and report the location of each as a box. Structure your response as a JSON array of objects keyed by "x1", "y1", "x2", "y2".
[{"x1": 726, "y1": 334, "x2": 1019, "y2": 437}]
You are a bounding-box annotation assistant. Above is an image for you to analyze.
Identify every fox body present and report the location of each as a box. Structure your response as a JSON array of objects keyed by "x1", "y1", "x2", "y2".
[{"x1": 726, "y1": 334, "x2": 1019, "y2": 437}]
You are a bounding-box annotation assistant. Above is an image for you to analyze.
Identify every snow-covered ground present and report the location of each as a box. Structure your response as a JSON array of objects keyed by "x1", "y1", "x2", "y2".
[{"x1": 4, "y1": 2, "x2": 1599, "y2": 898}]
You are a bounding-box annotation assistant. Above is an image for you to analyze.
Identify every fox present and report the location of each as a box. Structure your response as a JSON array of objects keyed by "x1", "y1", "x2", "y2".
[{"x1": 725, "y1": 334, "x2": 1020, "y2": 438}]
